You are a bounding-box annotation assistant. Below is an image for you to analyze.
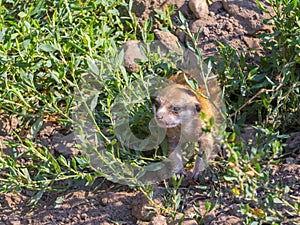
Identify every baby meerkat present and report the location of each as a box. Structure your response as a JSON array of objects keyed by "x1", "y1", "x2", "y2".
[{"x1": 153, "y1": 73, "x2": 222, "y2": 181}]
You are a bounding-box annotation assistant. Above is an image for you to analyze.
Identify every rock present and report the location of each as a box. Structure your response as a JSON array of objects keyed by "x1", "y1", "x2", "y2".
[
  {"x1": 189, "y1": 19, "x2": 205, "y2": 34},
  {"x1": 188, "y1": 14, "x2": 217, "y2": 40},
  {"x1": 202, "y1": 27, "x2": 210, "y2": 36},
  {"x1": 175, "y1": 28, "x2": 186, "y2": 43},
  {"x1": 210, "y1": 214, "x2": 243, "y2": 225},
  {"x1": 243, "y1": 36, "x2": 260, "y2": 49},
  {"x1": 285, "y1": 132, "x2": 300, "y2": 155},
  {"x1": 170, "y1": 0, "x2": 186, "y2": 9},
  {"x1": 209, "y1": 1, "x2": 223, "y2": 14},
  {"x1": 7, "y1": 217, "x2": 21, "y2": 225},
  {"x1": 221, "y1": 0, "x2": 273, "y2": 35},
  {"x1": 285, "y1": 157, "x2": 296, "y2": 164},
  {"x1": 149, "y1": 215, "x2": 167, "y2": 225},
  {"x1": 225, "y1": 21, "x2": 234, "y2": 32},
  {"x1": 131, "y1": 193, "x2": 158, "y2": 221},
  {"x1": 124, "y1": 40, "x2": 146, "y2": 73},
  {"x1": 131, "y1": 189, "x2": 165, "y2": 222},
  {"x1": 181, "y1": 219, "x2": 198, "y2": 225},
  {"x1": 188, "y1": 0, "x2": 209, "y2": 19},
  {"x1": 131, "y1": 0, "x2": 186, "y2": 28},
  {"x1": 154, "y1": 29, "x2": 181, "y2": 54}
]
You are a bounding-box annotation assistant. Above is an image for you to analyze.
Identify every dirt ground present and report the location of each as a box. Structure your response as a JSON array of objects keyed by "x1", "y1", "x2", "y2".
[{"x1": 0, "y1": 0, "x2": 299, "y2": 224}]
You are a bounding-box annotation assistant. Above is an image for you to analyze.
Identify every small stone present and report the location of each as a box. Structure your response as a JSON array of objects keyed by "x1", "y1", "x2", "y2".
[
  {"x1": 243, "y1": 36, "x2": 260, "y2": 49},
  {"x1": 236, "y1": 30, "x2": 244, "y2": 36},
  {"x1": 285, "y1": 157, "x2": 295, "y2": 164},
  {"x1": 210, "y1": 214, "x2": 243, "y2": 225},
  {"x1": 123, "y1": 40, "x2": 146, "y2": 73},
  {"x1": 203, "y1": 27, "x2": 210, "y2": 36},
  {"x1": 209, "y1": 1, "x2": 223, "y2": 13},
  {"x1": 175, "y1": 28, "x2": 186, "y2": 43},
  {"x1": 7, "y1": 217, "x2": 21, "y2": 225},
  {"x1": 149, "y1": 215, "x2": 167, "y2": 225},
  {"x1": 225, "y1": 22, "x2": 234, "y2": 32},
  {"x1": 1, "y1": 215, "x2": 8, "y2": 221},
  {"x1": 154, "y1": 29, "x2": 181, "y2": 54},
  {"x1": 80, "y1": 213, "x2": 88, "y2": 220},
  {"x1": 190, "y1": 19, "x2": 205, "y2": 34},
  {"x1": 131, "y1": 192, "x2": 163, "y2": 221},
  {"x1": 182, "y1": 219, "x2": 198, "y2": 225},
  {"x1": 188, "y1": 0, "x2": 209, "y2": 19},
  {"x1": 169, "y1": 213, "x2": 198, "y2": 225}
]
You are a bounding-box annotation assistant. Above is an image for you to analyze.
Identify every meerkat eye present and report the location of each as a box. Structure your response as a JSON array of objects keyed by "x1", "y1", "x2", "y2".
[
  {"x1": 195, "y1": 103, "x2": 201, "y2": 112},
  {"x1": 172, "y1": 106, "x2": 181, "y2": 113}
]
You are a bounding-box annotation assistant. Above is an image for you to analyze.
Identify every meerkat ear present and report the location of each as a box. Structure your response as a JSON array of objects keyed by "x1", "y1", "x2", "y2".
[
  {"x1": 195, "y1": 103, "x2": 201, "y2": 112},
  {"x1": 150, "y1": 96, "x2": 156, "y2": 104},
  {"x1": 151, "y1": 96, "x2": 161, "y2": 108}
]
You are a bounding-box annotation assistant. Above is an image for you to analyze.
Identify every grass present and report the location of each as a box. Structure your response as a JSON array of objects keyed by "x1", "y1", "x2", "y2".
[{"x1": 0, "y1": 0, "x2": 299, "y2": 224}]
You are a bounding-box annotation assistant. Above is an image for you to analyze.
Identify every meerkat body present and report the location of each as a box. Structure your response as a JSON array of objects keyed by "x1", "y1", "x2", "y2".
[{"x1": 153, "y1": 73, "x2": 222, "y2": 180}]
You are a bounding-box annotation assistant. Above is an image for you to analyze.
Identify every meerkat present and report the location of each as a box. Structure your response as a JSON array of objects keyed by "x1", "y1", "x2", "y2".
[{"x1": 152, "y1": 72, "x2": 222, "y2": 181}]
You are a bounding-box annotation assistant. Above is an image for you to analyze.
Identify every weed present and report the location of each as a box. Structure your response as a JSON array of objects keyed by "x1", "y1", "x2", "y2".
[{"x1": 0, "y1": 0, "x2": 299, "y2": 224}]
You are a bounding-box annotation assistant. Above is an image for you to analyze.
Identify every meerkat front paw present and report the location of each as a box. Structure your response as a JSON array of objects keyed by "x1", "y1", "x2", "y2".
[{"x1": 191, "y1": 156, "x2": 207, "y2": 181}]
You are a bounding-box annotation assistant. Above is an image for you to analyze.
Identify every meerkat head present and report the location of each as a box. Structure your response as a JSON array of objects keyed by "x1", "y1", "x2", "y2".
[{"x1": 153, "y1": 84, "x2": 201, "y2": 128}]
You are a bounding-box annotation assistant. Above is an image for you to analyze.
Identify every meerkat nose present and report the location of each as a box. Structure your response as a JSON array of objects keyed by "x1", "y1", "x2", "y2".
[{"x1": 156, "y1": 114, "x2": 163, "y2": 120}]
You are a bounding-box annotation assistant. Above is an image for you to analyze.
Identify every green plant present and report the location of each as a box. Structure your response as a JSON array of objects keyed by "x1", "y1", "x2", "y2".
[
  {"x1": 0, "y1": 0, "x2": 133, "y2": 201},
  {"x1": 258, "y1": 0, "x2": 300, "y2": 132},
  {"x1": 0, "y1": 0, "x2": 299, "y2": 223},
  {"x1": 154, "y1": 4, "x2": 175, "y2": 30},
  {"x1": 0, "y1": 138, "x2": 95, "y2": 206},
  {"x1": 163, "y1": 175, "x2": 184, "y2": 217}
]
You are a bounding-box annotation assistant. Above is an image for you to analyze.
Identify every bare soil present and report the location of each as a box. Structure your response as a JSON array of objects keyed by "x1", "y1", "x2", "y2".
[{"x1": 0, "y1": 1, "x2": 299, "y2": 224}]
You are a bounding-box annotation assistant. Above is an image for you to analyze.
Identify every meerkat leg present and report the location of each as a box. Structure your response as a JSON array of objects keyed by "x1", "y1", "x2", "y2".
[
  {"x1": 167, "y1": 145, "x2": 184, "y2": 175},
  {"x1": 139, "y1": 146, "x2": 184, "y2": 183},
  {"x1": 192, "y1": 133, "x2": 214, "y2": 180}
]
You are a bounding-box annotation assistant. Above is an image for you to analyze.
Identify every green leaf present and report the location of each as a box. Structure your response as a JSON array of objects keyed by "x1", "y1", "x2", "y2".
[
  {"x1": 255, "y1": 0, "x2": 269, "y2": 13},
  {"x1": 20, "y1": 168, "x2": 31, "y2": 181},
  {"x1": 72, "y1": 157, "x2": 78, "y2": 171},
  {"x1": 30, "y1": 117, "x2": 43, "y2": 139},
  {"x1": 46, "y1": 149, "x2": 62, "y2": 173},
  {"x1": 223, "y1": 175, "x2": 237, "y2": 182},
  {"x1": 205, "y1": 201, "x2": 211, "y2": 211},
  {"x1": 38, "y1": 44, "x2": 59, "y2": 52},
  {"x1": 87, "y1": 57, "x2": 100, "y2": 75},
  {"x1": 18, "y1": 12, "x2": 27, "y2": 18},
  {"x1": 58, "y1": 155, "x2": 69, "y2": 167},
  {"x1": 27, "y1": 188, "x2": 46, "y2": 206},
  {"x1": 90, "y1": 94, "x2": 99, "y2": 111},
  {"x1": 273, "y1": 197, "x2": 283, "y2": 203}
]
